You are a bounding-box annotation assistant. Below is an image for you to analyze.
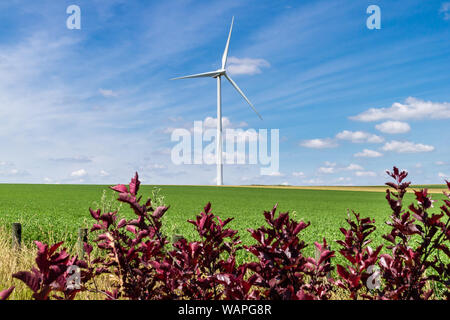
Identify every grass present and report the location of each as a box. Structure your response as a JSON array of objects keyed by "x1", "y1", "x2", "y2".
[
  {"x1": 0, "y1": 183, "x2": 448, "y2": 299},
  {"x1": 0, "y1": 183, "x2": 447, "y2": 263},
  {"x1": 0, "y1": 226, "x2": 115, "y2": 300},
  {"x1": 0, "y1": 225, "x2": 35, "y2": 300}
]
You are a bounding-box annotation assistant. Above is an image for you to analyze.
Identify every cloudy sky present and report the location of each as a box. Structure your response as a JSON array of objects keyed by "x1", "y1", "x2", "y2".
[{"x1": 0, "y1": 0, "x2": 449, "y2": 185}]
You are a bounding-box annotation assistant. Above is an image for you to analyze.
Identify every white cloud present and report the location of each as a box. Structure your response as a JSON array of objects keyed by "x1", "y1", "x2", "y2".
[
  {"x1": 375, "y1": 121, "x2": 410, "y2": 134},
  {"x1": 436, "y1": 161, "x2": 446, "y2": 166},
  {"x1": 163, "y1": 127, "x2": 177, "y2": 134},
  {"x1": 203, "y1": 116, "x2": 232, "y2": 128},
  {"x1": 302, "y1": 178, "x2": 324, "y2": 185},
  {"x1": 168, "y1": 116, "x2": 237, "y2": 136},
  {"x1": 71, "y1": 169, "x2": 87, "y2": 177},
  {"x1": 345, "y1": 163, "x2": 364, "y2": 171},
  {"x1": 168, "y1": 116, "x2": 184, "y2": 122},
  {"x1": 350, "y1": 97, "x2": 450, "y2": 122},
  {"x1": 355, "y1": 171, "x2": 377, "y2": 177},
  {"x1": 266, "y1": 171, "x2": 283, "y2": 176},
  {"x1": 336, "y1": 130, "x2": 384, "y2": 143},
  {"x1": 318, "y1": 163, "x2": 363, "y2": 174},
  {"x1": 354, "y1": 149, "x2": 383, "y2": 158},
  {"x1": 300, "y1": 138, "x2": 337, "y2": 149},
  {"x1": 227, "y1": 57, "x2": 270, "y2": 75},
  {"x1": 382, "y1": 141, "x2": 434, "y2": 153},
  {"x1": 224, "y1": 128, "x2": 259, "y2": 143},
  {"x1": 318, "y1": 166, "x2": 335, "y2": 174},
  {"x1": 49, "y1": 156, "x2": 92, "y2": 163},
  {"x1": 368, "y1": 136, "x2": 384, "y2": 143},
  {"x1": 43, "y1": 177, "x2": 60, "y2": 184},
  {"x1": 100, "y1": 170, "x2": 109, "y2": 177},
  {"x1": 99, "y1": 88, "x2": 119, "y2": 98},
  {"x1": 151, "y1": 164, "x2": 167, "y2": 169},
  {"x1": 292, "y1": 171, "x2": 305, "y2": 177},
  {"x1": 0, "y1": 162, "x2": 29, "y2": 176},
  {"x1": 441, "y1": 2, "x2": 450, "y2": 20},
  {"x1": 438, "y1": 172, "x2": 449, "y2": 179}
]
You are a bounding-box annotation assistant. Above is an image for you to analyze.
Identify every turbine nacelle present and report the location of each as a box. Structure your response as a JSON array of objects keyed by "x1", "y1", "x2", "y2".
[{"x1": 213, "y1": 69, "x2": 226, "y2": 78}]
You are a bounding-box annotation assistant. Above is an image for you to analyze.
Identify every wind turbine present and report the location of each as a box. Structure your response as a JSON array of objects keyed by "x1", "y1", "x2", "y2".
[{"x1": 171, "y1": 17, "x2": 262, "y2": 186}]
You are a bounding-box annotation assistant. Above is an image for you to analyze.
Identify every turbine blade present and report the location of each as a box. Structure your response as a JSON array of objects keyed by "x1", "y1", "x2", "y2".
[
  {"x1": 225, "y1": 73, "x2": 262, "y2": 120},
  {"x1": 221, "y1": 16, "x2": 234, "y2": 69},
  {"x1": 171, "y1": 70, "x2": 220, "y2": 80}
]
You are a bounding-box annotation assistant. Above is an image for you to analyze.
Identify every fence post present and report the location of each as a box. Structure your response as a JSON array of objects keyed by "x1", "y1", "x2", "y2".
[
  {"x1": 172, "y1": 234, "x2": 183, "y2": 244},
  {"x1": 12, "y1": 223, "x2": 22, "y2": 249},
  {"x1": 77, "y1": 228, "x2": 88, "y2": 259},
  {"x1": 315, "y1": 244, "x2": 332, "y2": 278}
]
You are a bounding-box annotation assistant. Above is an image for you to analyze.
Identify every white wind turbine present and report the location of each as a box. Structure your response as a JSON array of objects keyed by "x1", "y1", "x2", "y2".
[{"x1": 171, "y1": 17, "x2": 262, "y2": 186}]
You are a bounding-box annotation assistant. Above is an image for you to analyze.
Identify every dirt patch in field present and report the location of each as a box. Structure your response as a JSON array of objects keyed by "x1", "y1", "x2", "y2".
[{"x1": 213, "y1": 185, "x2": 448, "y2": 194}]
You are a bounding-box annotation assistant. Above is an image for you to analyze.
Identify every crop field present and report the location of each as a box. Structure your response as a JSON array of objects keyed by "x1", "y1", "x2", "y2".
[{"x1": 0, "y1": 183, "x2": 447, "y2": 264}]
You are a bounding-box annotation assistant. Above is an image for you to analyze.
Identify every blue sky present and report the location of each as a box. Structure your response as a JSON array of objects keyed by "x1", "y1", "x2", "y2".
[{"x1": 0, "y1": 0, "x2": 449, "y2": 185}]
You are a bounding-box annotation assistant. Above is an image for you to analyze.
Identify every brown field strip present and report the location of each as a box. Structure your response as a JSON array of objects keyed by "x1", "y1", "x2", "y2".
[{"x1": 201, "y1": 185, "x2": 448, "y2": 194}]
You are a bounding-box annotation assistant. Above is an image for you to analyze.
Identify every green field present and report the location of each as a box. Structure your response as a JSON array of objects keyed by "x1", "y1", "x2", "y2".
[{"x1": 0, "y1": 184, "x2": 448, "y2": 264}]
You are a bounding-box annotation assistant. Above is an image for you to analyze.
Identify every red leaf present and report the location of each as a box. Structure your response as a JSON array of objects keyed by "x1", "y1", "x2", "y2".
[
  {"x1": 89, "y1": 208, "x2": 101, "y2": 220},
  {"x1": 204, "y1": 202, "x2": 212, "y2": 214},
  {"x1": 216, "y1": 274, "x2": 231, "y2": 285},
  {"x1": 296, "y1": 290, "x2": 315, "y2": 300},
  {"x1": 110, "y1": 184, "x2": 128, "y2": 193},
  {"x1": 34, "y1": 241, "x2": 49, "y2": 272},
  {"x1": 428, "y1": 213, "x2": 444, "y2": 226},
  {"x1": 336, "y1": 264, "x2": 349, "y2": 280},
  {"x1": 90, "y1": 224, "x2": 103, "y2": 232},
  {"x1": 48, "y1": 242, "x2": 64, "y2": 256},
  {"x1": 0, "y1": 286, "x2": 14, "y2": 300},
  {"x1": 293, "y1": 221, "x2": 309, "y2": 235},
  {"x1": 117, "y1": 218, "x2": 127, "y2": 228},
  {"x1": 153, "y1": 206, "x2": 168, "y2": 219},
  {"x1": 83, "y1": 242, "x2": 93, "y2": 256},
  {"x1": 129, "y1": 172, "x2": 140, "y2": 195},
  {"x1": 126, "y1": 225, "x2": 137, "y2": 234},
  {"x1": 13, "y1": 270, "x2": 41, "y2": 292},
  {"x1": 318, "y1": 250, "x2": 335, "y2": 265}
]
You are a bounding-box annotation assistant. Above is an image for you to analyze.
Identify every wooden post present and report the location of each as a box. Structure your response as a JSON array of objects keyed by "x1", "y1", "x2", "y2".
[
  {"x1": 315, "y1": 245, "x2": 332, "y2": 278},
  {"x1": 172, "y1": 234, "x2": 184, "y2": 252},
  {"x1": 12, "y1": 223, "x2": 21, "y2": 249},
  {"x1": 172, "y1": 234, "x2": 183, "y2": 244},
  {"x1": 77, "y1": 228, "x2": 88, "y2": 259}
]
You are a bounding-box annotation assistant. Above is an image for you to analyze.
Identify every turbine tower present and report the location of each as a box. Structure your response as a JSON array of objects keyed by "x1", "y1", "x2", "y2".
[{"x1": 171, "y1": 17, "x2": 262, "y2": 186}]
